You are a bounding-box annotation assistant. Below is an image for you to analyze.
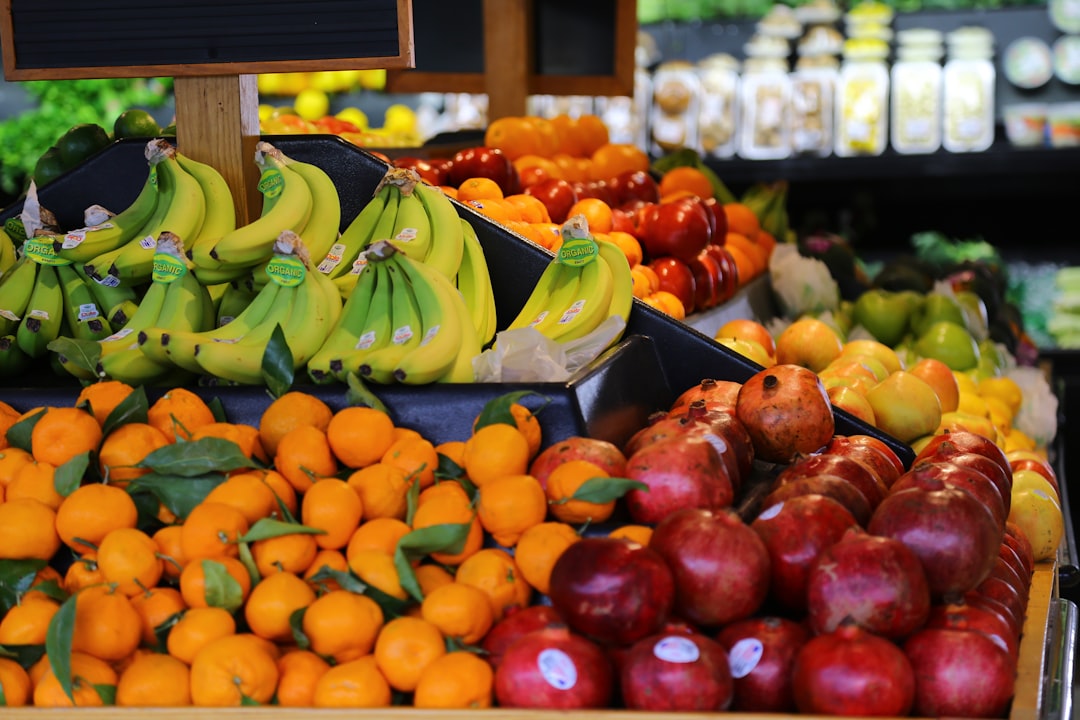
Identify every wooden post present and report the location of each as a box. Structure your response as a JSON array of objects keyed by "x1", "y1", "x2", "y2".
[
  {"x1": 173, "y1": 75, "x2": 263, "y2": 225},
  {"x1": 483, "y1": 0, "x2": 530, "y2": 120}
]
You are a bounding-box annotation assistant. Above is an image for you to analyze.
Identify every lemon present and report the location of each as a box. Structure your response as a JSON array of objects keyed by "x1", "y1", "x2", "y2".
[
  {"x1": 335, "y1": 107, "x2": 369, "y2": 131},
  {"x1": 955, "y1": 391, "x2": 989, "y2": 419},
  {"x1": 357, "y1": 69, "x2": 387, "y2": 91},
  {"x1": 294, "y1": 89, "x2": 330, "y2": 122},
  {"x1": 952, "y1": 370, "x2": 979, "y2": 396},
  {"x1": 978, "y1": 376, "x2": 1023, "y2": 416},
  {"x1": 981, "y1": 395, "x2": 1014, "y2": 433},
  {"x1": 113, "y1": 109, "x2": 160, "y2": 139},
  {"x1": 258, "y1": 104, "x2": 276, "y2": 123},
  {"x1": 1003, "y1": 428, "x2": 1037, "y2": 454},
  {"x1": 383, "y1": 104, "x2": 417, "y2": 135},
  {"x1": 257, "y1": 73, "x2": 286, "y2": 96}
]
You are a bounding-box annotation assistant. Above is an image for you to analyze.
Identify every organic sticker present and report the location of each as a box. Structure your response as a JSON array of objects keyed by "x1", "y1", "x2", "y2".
[
  {"x1": 728, "y1": 638, "x2": 764, "y2": 679},
  {"x1": 21, "y1": 238, "x2": 72, "y2": 266},
  {"x1": 151, "y1": 254, "x2": 188, "y2": 284},
  {"x1": 4, "y1": 218, "x2": 27, "y2": 242},
  {"x1": 537, "y1": 648, "x2": 577, "y2": 690},
  {"x1": 265, "y1": 256, "x2": 306, "y2": 287},
  {"x1": 653, "y1": 635, "x2": 701, "y2": 664},
  {"x1": 557, "y1": 236, "x2": 599, "y2": 268},
  {"x1": 258, "y1": 168, "x2": 285, "y2": 200}
]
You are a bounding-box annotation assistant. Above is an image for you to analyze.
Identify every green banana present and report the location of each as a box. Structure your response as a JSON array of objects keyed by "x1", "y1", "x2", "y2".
[
  {"x1": 111, "y1": 144, "x2": 207, "y2": 284},
  {"x1": 318, "y1": 183, "x2": 390, "y2": 279},
  {"x1": 150, "y1": 236, "x2": 215, "y2": 338},
  {"x1": 414, "y1": 181, "x2": 464, "y2": 281},
  {"x1": 78, "y1": 264, "x2": 137, "y2": 326},
  {"x1": 368, "y1": 183, "x2": 401, "y2": 247},
  {"x1": 0, "y1": 227, "x2": 18, "y2": 274},
  {"x1": 307, "y1": 259, "x2": 380, "y2": 384},
  {"x1": 83, "y1": 244, "x2": 127, "y2": 283},
  {"x1": 0, "y1": 334, "x2": 31, "y2": 376},
  {"x1": 390, "y1": 251, "x2": 469, "y2": 385},
  {"x1": 53, "y1": 158, "x2": 161, "y2": 264},
  {"x1": 357, "y1": 251, "x2": 424, "y2": 384},
  {"x1": 207, "y1": 142, "x2": 313, "y2": 269},
  {"x1": 96, "y1": 279, "x2": 169, "y2": 361},
  {"x1": 56, "y1": 262, "x2": 112, "y2": 342},
  {"x1": 455, "y1": 217, "x2": 497, "y2": 345},
  {"x1": 177, "y1": 152, "x2": 238, "y2": 266},
  {"x1": 16, "y1": 262, "x2": 64, "y2": 358},
  {"x1": 389, "y1": 184, "x2": 432, "y2": 264},
  {"x1": 105, "y1": 299, "x2": 140, "y2": 329},
  {"x1": 0, "y1": 255, "x2": 39, "y2": 336},
  {"x1": 329, "y1": 258, "x2": 395, "y2": 382},
  {"x1": 215, "y1": 280, "x2": 261, "y2": 328}
]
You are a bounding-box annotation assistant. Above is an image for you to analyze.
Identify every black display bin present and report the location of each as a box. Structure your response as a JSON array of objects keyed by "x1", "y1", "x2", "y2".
[{"x1": 0, "y1": 135, "x2": 914, "y2": 466}]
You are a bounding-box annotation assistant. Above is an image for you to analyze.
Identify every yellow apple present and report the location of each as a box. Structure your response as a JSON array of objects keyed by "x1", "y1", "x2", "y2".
[
  {"x1": 828, "y1": 385, "x2": 876, "y2": 426},
  {"x1": 838, "y1": 339, "x2": 903, "y2": 375},
  {"x1": 716, "y1": 337, "x2": 776, "y2": 368},
  {"x1": 716, "y1": 318, "x2": 777, "y2": 358},
  {"x1": 907, "y1": 357, "x2": 960, "y2": 414},
  {"x1": 819, "y1": 373, "x2": 875, "y2": 397},
  {"x1": 828, "y1": 353, "x2": 890, "y2": 383},
  {"x1": 935, "y1": 411, "x2": 997, "y2": 440},
  {"x1": 1008, "y1": 487, "x2": 1063, "y2": 562},
  {"x1": 775, "y1": 317, "x2": 844, "y2": 373},
  {"x1": 864, "y1": 371, "x2": 942, "y2": 443},
  {"x1": 1011, "y1": 468, "x2": 1060, "y2": 504}
]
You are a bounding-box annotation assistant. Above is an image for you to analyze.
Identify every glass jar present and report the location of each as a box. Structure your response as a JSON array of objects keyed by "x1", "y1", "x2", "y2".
[
  {"x1": 890, "y1": 45, "x2": 943, "y2": 154},
  {"x1": 739, "y1": 57, "x2": 792, "y2": 160},
  {"x1": 697, "y1": 53, "x2": 741, "y2": 159},
  {"x1": 835, "y1": 39, "x2": 890, "y2": 157},
  {"x1": 942, "y1": 35, "x2": 996, "y2": 153},
  {"x1": 650, "y1": 61, "x2": 702, "y2": 156},
  {"x1": 791, "y1": 56, "x2": 838, "y2": 156}
]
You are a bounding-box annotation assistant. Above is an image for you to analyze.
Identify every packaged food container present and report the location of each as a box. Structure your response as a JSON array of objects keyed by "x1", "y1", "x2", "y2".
[
  {"x1": 650, "y1": 61, "x2": 702, "y2": 156},
  {"x1": 797, "y1": 25, "x2": 845, "y2": 58},
  {"x1": 757, "y1": 4, "x2": 803, "y2": 39},
  {"x1": 942, "y1": 39, "x2": 996, "y2": 153},
  {"x1": 791, "y1": 57, "x2": 838, "y2": 156},
  {"x1": 835, "y1": 39, "x2": 890, "y2": 157},
  {"x1": 1053, "y1": 34, "x2": 1080, "y2": 85},
  {"x1": 795, "y1": 0, "x2": 842, "y2": 26},
  {"x1": 1003, "y1": 36, "x2": 1054, "y2": 90},
  {"x1": 697, "y1": 54, "x2": 741, "y2": 159},
  {"x1": 890, "y1": 50, "x2": 943, "y2": 154},
  {"x1": 1048, "y1": 102, "x2": 1080, "y2": 147},
  {"x1": 739, "y1": 57, "x2": 792, "y2": 160},
  {"x1": 1004, "y1": 103, "x2": 1048, "y2": 147}
]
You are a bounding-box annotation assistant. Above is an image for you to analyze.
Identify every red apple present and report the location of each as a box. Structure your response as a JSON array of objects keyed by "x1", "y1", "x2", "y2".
[
  {"x1": 525, "y1": 178, "x2": 580, "y2": 224},
  {"x1": 688, "y1": 249, "x2": 722, "y2": 311},
  {"x1": 571, "y1": 180, "x2": 614, "y2": 206},
  {"x1": 448, "y1": 146, "x2": 519, "y2": 194},
  {"x1": 610, "y1": 207, "x2": 638, "y2": 235},
  {"x1": 648, "y1": 256, "x2": 697, "y2": 315},
  {"x1": 393, "y1": 156, "x2": 449, "y2": 186},
  {"x1": 609, "y1": 170, "x2": 660, "y2": 207},
  {"x1": 702, "y1": 196, "x2": 729, "y2": 240},
  {"x1": 637, "y1": 196, "x2": 713, "y2": 264},
  {"x1": 701, "y1": 243, "x2": 740, "y2": 304}
]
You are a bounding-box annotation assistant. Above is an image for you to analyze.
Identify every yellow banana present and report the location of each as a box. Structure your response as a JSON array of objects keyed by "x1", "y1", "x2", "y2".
[
  {"x1": 390, "y1": 251, "x2": 469, "y2": 385},
  {"x1": 596, "y1": 238, "x2": 635, "y2": 331},
  {"x1": 454, "y1": 217, "x2": 496, "y2": 345},
  {"x1": 177, "y1": 152, "x2": 238, "y2": 267},
  {"x1": 307, "y1": 258, "x2": 380, "y2": 385},
  {"x1": 540, "y1": 249, "x2": 614, "y2": 343},
  {"x1": 389, "y1": 185, "x2": 432, "y2": 264},
  {"x1": 0, "y1": 227, "x2": 17, "y2": 275},
  {"x1": 414, "y1": 181, "x2": 464, "y2": 280}
]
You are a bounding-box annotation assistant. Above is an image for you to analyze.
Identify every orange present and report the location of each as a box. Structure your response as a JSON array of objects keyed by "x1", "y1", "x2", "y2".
[
  {"x1": 494, "y1": 403, "x2": 544, "y2": 459},
  {"x1": 115, "y1": 652, "x2": 191, "y2": 707},
  {"x1": 514, "y1": 154, "x2": 562, "y2": 181},
  {"x1": 420, "y1": 581, "x2": 494, "y2": 644},
  {"x1": 631, "y1": 263, "x2": 660, "y2": 298},
  {"x1": 513, "y1": 521, "x2": 581, "y2": 595},
  {"x1": 462, "y1": 422, "x2": 530, "y2": 487},
  {"x1": 606, "y1": 230, "x2": 644, "y2": 268},
  {"x1": 346, "y1": 516, "x2": 412, "y2": 557},
  {"x1": 312, "y1": 655, "x2": 392, "y2": 708},
  {"x1": 276, "y1": 649, "x2": 331, "y2": 707},
  {"x1": 63, "y1": 551, "x2": 105, "y2": 593},
  {"x1": 455, "y1": 548, "x2": 532, "y2": 621},
  {"x1": 347, "y1": 548, "x2": 407, "y2": 599},
  {"x1": 6, "y1": 459, "x2": 62, "y2": 509},
  {"x1": 566, "y1": 197, "x2": 614, "y2": 234},
  {"x1": 476, "y1": 474, "x2": 548, "y2": 547},
  {"x1": 0, "y1": 416, "x2": 16, "y2": 452},
  {"x1": 0, "y1": 447, "x2": 33, "y2": 487},
  {"x1": 412, "y1": 481, "x2": 483, "y2": 566},
  {"x1": 466, "y1": 198, "x2": 514, "y2": 225},
  {"x1": 167, "y1": 606, "x2": 237, "y2": 665},
  {"x1": 302, "y1": 589, "x2": 384, "y2": 663},
  {"x1": 301, "y1": 477, "x2": 363, "y2": 550},
  {"x1": 71, "y1": 584, "x2": 143, "y2": 661},
  {"x1": 25, "y1": 565, "x2": 62, "y2": 603},
  {"x1": 189, "y1": 633, "x2": 280, "y2": 706},
  {"x1": 326, "y1": 406, "x2": 395, "y2": 469},
  {"x1": 32, "y1": 651, "x2": 117, "y2": 707},
  {"x1": 244, "y1": 571, "x2": 317, "y2": 642},
  {"x1": 373, "y1": 616, "x2": 447, "y2": 692},
  {"x1": 190, "y1": 422, "x2": 268, "y2": 464},
  {"x1": 725, "y1": 231, "x2": 768, "y2": 274},
  {"x1": 659, "y1": 166, "x2": 714, "y2": 200},
  {"x1": 0, "y1": 498, "x2": 60, "y2": 560},
  {"x1": 0, "y1": 657, "x2": 31, "y2": 706},
  {"x1": 129, "y1": 586, "x2": 186, "y2": 647},
  {"x1": 457, "y1": 176, "x2": 505, "y2": 203},
  {"x1": 720, "y1": 242, "x2": 759, "y2": 286},
  {"x1": 609, "y1": 523, "x2": 654, "y2": 546},
  {"x1": 589, "y1": 143, "x2": 650, "y2": 181},
  {"x1": 179, "y1": 556, "x2": 253, "y2": 609},
  {"x1": 152, "y1": 524, "x2": 185, "y2": 579},
  {"x1": 550, "y1": 114, "x2": 585, "y2": 157},
  {"x1": 0, "y1": 595, "x2": 59, "y2": 646},
  {"x1": 576, "y1": 114, "x2": 611, "y2": 157},
  {"x1": 258, "y1": 390, "x2": 333, "y2": 458},
  {"x1": 415, "y1": 563, "x2": 455, "y2": 595},
  {"x1": 530, "y1": 222, "x2": 563, "y2": 251},
  {"x1": 30, "y1": 406, "x2": 102, "y2": 467},
  {"x1": 347, "y1": 463, "x2": 409, "y2": 521},
  {"x1": 251, "y1": 531, "x2": 319, "y2": 576},
  {"x1": 97, "y1": 422, "x2": 170, "y2": 486},
  {"x1": 392, "y1": 426, "x2": 423, "y2": 444},
  {"x1": 723, "y1": 202, "x2": 761, "y2": 239},
  {"x1": 76, "y1": 380, "x2": 135, "y2": 427},
  {"x1": 147, "y1": 387, "x2": 215, "y2": 442},
  {"x1": 202, "y1": 471, "x2": 279, "y2": 525},
  {"x1": 179, "y1": 501, "x2": 250, "y2": 561},
  {"x1": 414, "y1": 650, "x2": 495, "y2": 709},
  {"x1": 304, "y1": 548, "x2": 350, "y2": 591},
  {"x1": 258, "y1": 469, "x2": 299, "y2": 517},
  {"x1": 434, "y1": 440, "x2": 467, "y2": 470},
  {"x1": 485, "y1": 116, "x2": 557, "y2": 160},
  {"x1": 505, "y1": 193, "x2": 552, "y2": 224},
  {"x1": 553, "y1": 153, "x2": 590, "y2": 183},
  {"x1": 381, "y1": 435, "x2": 438, "y2": 490},
  {"x1": 96, "y1": 527, "x2": 164, "y2": 596},
  {"x1": 545, "y1": 459, "x2": 616, "y2": 524},
  {"x1": 756, "y1": 228, "x2": 778, "y2": 259},
  {"x1": 275, "y1": 424, "x2": 338, "y2": 493}
]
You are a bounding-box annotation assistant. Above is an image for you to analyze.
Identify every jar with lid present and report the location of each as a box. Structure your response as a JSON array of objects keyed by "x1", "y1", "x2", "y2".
[
  {"x1": 891, "y1": 32, "x2": 944, "y2": 154},
  {"x1": 835, "y1": 38, "x2": 890, "y2": 157},
  {"x1": 650, "y1": 61, "x2": 702, "y2": 156},
  {"x1": 739, "y1": 57, "x2": 792, "y2": 160},
  {"x1": 942, "y1": 27, "x2": 996, "y2": 153},
  {"x1": 791, "y1": 55, "x2": 838, "y2": 157}
]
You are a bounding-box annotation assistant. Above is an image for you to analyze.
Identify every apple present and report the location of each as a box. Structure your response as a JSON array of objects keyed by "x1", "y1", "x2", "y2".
[
  {"x1": 637, "y1": 197, "x2": 713, "y2": 264},
  {"x1": 852, "y1": 289, "x2": 922, "y2": 346},
  {"x1": 955, "y1": 290, "x2": 990, "y2": 337},
  {"x1": 936, "y1": 411, "x2": 998, "y2": 441},
  {"x1": 525, "y1": 178, "x2": 580, "y2": 224},
  {"x1": 910, "y1": 292, "x2": 967, "y2": 338},
  {"x1": 393, "y1": 156, "x2": 450, "y2": 186},
  {"x1": 608, "y1": 170, "x2": 660, "y2": 207},
  {"x1": 610, "y1": 208, "x2": 638, "y2": 235},
  {"x1": 820, "y1": 358, "x2": 881, "y2": 386},
  {"x1": 701, "y1": 197, "x2": 729, "y2": 241},
  {"x1": 688, "y1": 250, "x2": 722, "y2": 311},
  {"x1": 571, "y1": 180, "x2": 615, "y2": 206},
  {"x1": 828, "y1": 386, "x2": 876, "y2": 426},
  {"x1": 837, "y1": 339, "x2": 903, "y2": 376},
  {"x1": 914, "y1": 321, "x2": 981, "y2": 372},
  {"x1": 819, "y1": 373, "x2": 875, "y2": 397},
  {"x1": 701, "y1": 244, "x2": 739, "y2": 304},
  {"x1": 907, "y1": 357, "x2": 960, "y2": 413},
  {"x1": 716, "y1": 318, "x2": 776, "y2": 357},
  {"x1": 648, "y1": 256, "x2": 697, "y2": 316},
  {"x1": 448, "y1": 146, "x2": 520, "y2": 194},
  {"x1": 716, "y1": 337, "x2": 774, "y2": 368},
  {"x1": 775, "y1": 317, "x2": 844, "y2": 373},
  {"x1": 1006, "y1": 452, "x2": 1058, "y2": 489},
  {"x1": 864, "y1": 371, "x2": 942, "y2": 443}
]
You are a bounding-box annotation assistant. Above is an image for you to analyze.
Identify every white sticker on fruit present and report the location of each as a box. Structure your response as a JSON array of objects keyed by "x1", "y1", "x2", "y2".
[
  {"x1": 702, "y1": 432, "x2": 729, "y2": 458},
  {"x1": 757, "y1": 502, "x2": 784, "y2": 521},
  {"x1": 653, "y1": 635, "x2": 700, "y2": 664},
  {"x1": 728, "y1": 638, "x2": 764, "y2": 679},
  {"x1": 94, "y1": 274, "x2": 121, "y2": 288},
  {"x1": 355, "y1": 331, "x2": 377, "y2": 350},
  {"x1": 104, "y1": 328, "x2": 134, "y2": 342},
  {"x1": 537, "y1": 649, "x2": 577, "y2": 690},
  {"x1": 0, "y1": 309, "x2": 19, "y2": 321},
  {"x1": 139, "y1": 235, "x2": 157, "y2": 250},
  {"x1": 28, "y1": 309, "x2": 50, "y2": 320},
  {"x1": 61, "y1": 229, "x2": 88, "y2": 249},
  {"x1": 78, "y1": 303, "x2": 100, "y2": 321},
  {"x1": 420, "y1": 324, "x2": 440, "y2": 346},
  {"x1": 395, "y1": 227, "x2": 418, "y2": 241},
  {"x1": 392, "y1": 325, "x2": 414, "y2": 344}
]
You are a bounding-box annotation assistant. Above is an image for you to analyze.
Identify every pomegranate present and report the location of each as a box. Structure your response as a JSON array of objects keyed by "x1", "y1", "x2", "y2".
[
  {"x1": 547, "y1": 537, "x2": 674, "y2": 647},
  {"x1": 920, "y1": 444, "x2": 1013, "y2": 516},
  {"x1": 482, "y1": 605, "x2": 564, "y2": 671},
  {"x1": 773, "y1": 452, "x2": 888, "y2": 510},
  {"x1": 903, "y1": 627, "x2": 1017, "y2": 718},
  {"x1": 961, "y1": 589, "x2": 1024, "y2": 641},
  {"x1": 623, "y1": 434, "x2": 735, "y2": 525},
  {"x1": 999, "y1": 539, "x2": 1034, "y2": 584},
  {"x1": 649, "y1": 508, "x2": 771, "y2": 628},
  {"x1": 751, "y1": 495, "x2": 860, "y2": 614},
  {"x1": 763, "y1": 474, "x2": 872, "y2": 526},
  {"x1": 620, "y1": 633, "x2": 734, "y2": 711},
  {"x1": 892, "y1": 460, "x2": 1007, "y2": 527},
  {"x1": 735, "y1": 364, "x2": 835, "y2": 464},
  {"x1": 792, "y1": 622, "x2": 915, "y2": 716},
  {"x1": 622, "y1": 404, "x2": 746, "y2": 490},
  {"x1": 822, "y1": 435, "x2": 903, "y2": 488},
  {"x1": 716, "y1": 616, "x2": 809, "y2": 713},
  {"x1": 528, "y1": 437, "x2": 627, "y2": 490},
  {"x1": 868, "y1": 480, "x2": 1002, "y2": 597},
  {"x1": 669, "y1": 378, "x2": 742, "y2": 414},
  {"x1": 843, "y1": 434, "x2": 908, "y2": 479},
  {"x1": 493, "y1": 625, "x2": 613, "y2": 709},
  {"x1": 974, "y1": 574, "x2": 1027, "y2": 633},
  {"x1": 913, "y1": 430, "x2": 1012, "y2": 483},
  {"x1": 1004, "y1": 521, "x2": 1036, "y2": 576},
  {"x1": 925, "y1": 599, "x2": 1019, "y2": 660},
  {"x1": 666, "y1": 400, "x2": 755, "y2": 482},
  {"x1": 805, "y1": 529, "x2": 931, "y2": 638}
]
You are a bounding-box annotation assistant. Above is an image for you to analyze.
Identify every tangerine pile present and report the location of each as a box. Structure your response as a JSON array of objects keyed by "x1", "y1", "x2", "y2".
[{"x1": 0, "y1": 382, "x2": 636, "y2": 709}]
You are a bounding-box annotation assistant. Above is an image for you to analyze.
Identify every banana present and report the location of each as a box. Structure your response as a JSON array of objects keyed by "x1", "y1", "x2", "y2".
[
  {"x1": 98, "y1": 342, "x2": 187, "y2": 387},
  {"x1": 0, "y1": 255, "x2": 39, "y2": 336},
  {"x1": 207, "y1": 142, "x2": 313, "y2": 270},
  {"x1": 357, "y1": 251, "x2": 424, "y2": 384},
  {"x1": 369, "y1": 182, "x2": 401, "y2": 246},
  {"x1": 539, "y1": 249, "x2": 614, "y2": 343},
  {"x1": 177, "y1": 152, "x2": 238, "y2": 266},
  {"x1": 454, "y1": 217, "x2": 497, "y2": 345},
  {"x1": 390, "y1": 252, "x2": 469, "y2": 385},
  {"x1": 328, "y1": 258, "x2": 396, "y2": 382},
  {"x1": 83, "y1": 244, "x2": 127, "y2": 283},
  {"x1": 56, "y1": 262, "x2": 112, "y2": 342},
  {"x1": 111, "y1": 143, "x2": 207, "y2": 284},
  {"x1": 96, "y1": 279, "x2": 169, "y2": 361},
  {"x1": 437, "y1": 310, "x2": 482, "y2": 383},
  {"x1": 318, "y1": 183, "x2": 390, "y2": 280},
  {"x1": 596, "y1": 238, "x2": 635, "y2": 330},
  {"x1": 192, "y1": 263, "x2": 251, "y2": 285},
  {"x1": 0, "y1": 334, "x2": 31, "y2": 376},
  {"x1": 150, "y1": 234, "x2": 215, "y2": 337},
  {"x1": 0, "y1": 227, "x2": 18, "y2": 274},
  {"x1": 16, "y1": 262, "x2": 64, "y2": 358},
  {"x1": 286, "y1": 159, "x2": 342, "y2": 264},
  {"x1": 78, "y1": 264, "x2": 137, "y2": 326},
  {"x1": 52, "y1": 158, "x2": 161, "y2": 264},
  {"x1": 388, "y1": 185, "x2": 432, "y2": 265},
  {"x1": 414, "y1": 181, "x2": 464, "y2": 280},
  {"x1": 505, "y1": 257, "x2": 579, "y2": 332},
  {"x1": 205, "y1": 281, "x2": 229, "y2": 320},
  {"x1": 104, "y1": 299, "x2": 140, "y2": 329},
  {"x1": 215, "y1": 280, "x2": 261, "y2": 328},
  {"x1": 307, "y1": 258, "x2": 380, "y2": 384}
]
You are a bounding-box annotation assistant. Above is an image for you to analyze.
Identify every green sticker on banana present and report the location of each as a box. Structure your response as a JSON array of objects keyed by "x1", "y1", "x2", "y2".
[
  {"x1": 151, "y1": 254, "x2": 188, "y2": 284},
  {"x1": 557, "y1": 236, "x2": 599, "y2": 268},
  {"x1": 4, "y1": 218, "x2": 27, "y2": 242},
  {"x1": 21, "y1": 238, "x2": 72, "y2": 266},
  {"x1": 258, "y1": 168, "x2": 285, "y2": 200},
  {"x1": 265, "y1": 256, "x2": 306, "y2": 287}
]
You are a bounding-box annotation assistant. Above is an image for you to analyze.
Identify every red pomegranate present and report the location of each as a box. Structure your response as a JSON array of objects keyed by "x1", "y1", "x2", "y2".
[
  {"x1": 715, "y1": 616, "x2": 809, "y2": 713},
  {"x1": 482, "y1": 605, "x2": 564, "y2": 671},
  {"x1": 493, "y1": 625, "x2": 613, "y2": 709},
  {"x1": 763, "y1": 474, "x2": 873, "y2": 526},
  {"x1": 669, "y1": 378, "x2": 743, "y2": 414},
  {"x1": 735, "y1": 364, "x2": 835, "y2": 464},
  {"x1": 903, "y1": 627, "x2": 1017, "y2": 718},
  {"x1": 619, "y1": 633, "x2": 734, "y2": 711},
  {"x1": 623, "y1": 434, "x2": 735, "y2": 525}
]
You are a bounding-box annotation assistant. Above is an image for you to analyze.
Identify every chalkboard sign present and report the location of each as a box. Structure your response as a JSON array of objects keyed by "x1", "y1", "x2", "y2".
[{"x1": 0, "y1": 0, "x2": 414, "y2": 80}]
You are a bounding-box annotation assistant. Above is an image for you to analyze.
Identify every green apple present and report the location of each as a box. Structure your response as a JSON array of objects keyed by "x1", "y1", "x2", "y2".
[
  {"x1": 909, "y1": 292, "x2": 966, "y2": 338},
  {"x1": 913, "y1": 321, "x2": 981, "y2": 372},
  {"x1": 852, "y1": 289, "x2": 917, "y2": 346},
  {"x1": 955, "y1": 290, "x2": 989, "y2": 339},
  {"x1": 865, "y1": 370, "x2": 942, "y2": 443}
]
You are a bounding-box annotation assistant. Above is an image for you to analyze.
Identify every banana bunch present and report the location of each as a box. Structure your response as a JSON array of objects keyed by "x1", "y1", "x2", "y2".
[
  {"x1": 504, "y1": 215, "x2": 634, "y2": 347},
  {"x1": 307, "y1": 239, "x2": 481, "y2": 385},
  {"x1": 55, "y1": 232, "x2": 216, "y2": 385},
  {"x1": 741, "y1": 180, "x2": 792, "y2": 243},
  {"x1": 191, "y1": 142, "x2": 341, "y2": 285},
  {"x1": 0, "y1": 226, "x2": 17, "y2": 275},
  {"x1": 321, "y1": 167, "x2": 464, "y2": 296},
  {"x1": 140, "y1": 230, "x2": 342, "y2": 385}
]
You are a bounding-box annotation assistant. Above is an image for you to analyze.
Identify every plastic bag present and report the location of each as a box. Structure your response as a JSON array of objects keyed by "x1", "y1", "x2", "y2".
[{"x1": 473, "y1": 316, "x2": 626, "y2": 383}]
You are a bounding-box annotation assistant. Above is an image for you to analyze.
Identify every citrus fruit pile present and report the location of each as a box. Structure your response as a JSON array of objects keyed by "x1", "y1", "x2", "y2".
[{"x1": 0, "y1": 382, "x2": 635, "y2": 708}]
